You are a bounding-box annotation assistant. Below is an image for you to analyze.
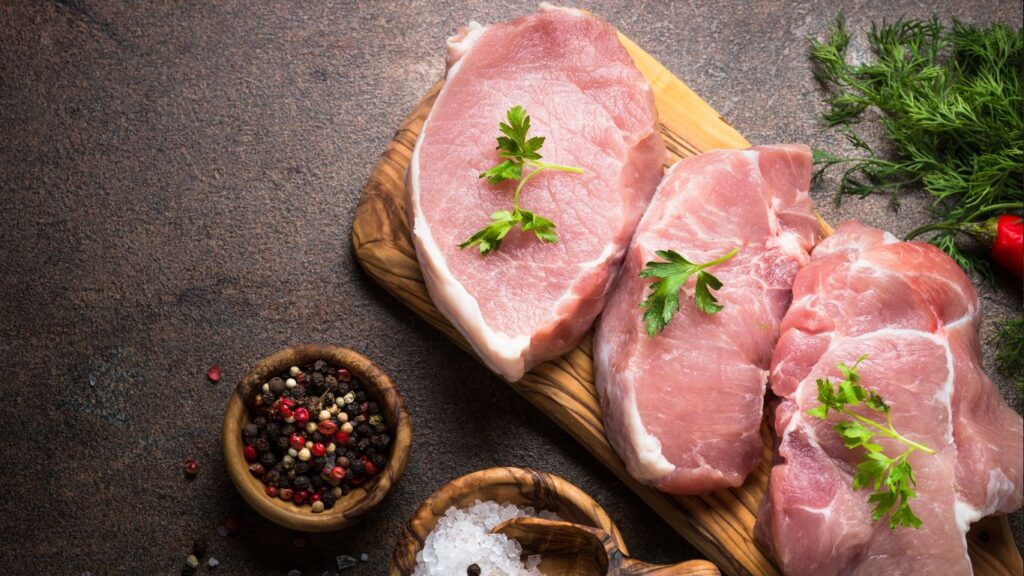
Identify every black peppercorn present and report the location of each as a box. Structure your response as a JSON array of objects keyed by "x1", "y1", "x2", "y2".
[
  {"x1": 322, "y1": 492, "x2": 337, "y2": 508},
  {"x1": 293, "y1": 476, "x2": 311, "y2": 492},
  {"x1": 294, "y1": 461, "x2": 310, "y2": 475},
  {"x1": 367, "y1": 401, "x2": 380, "y2": 415},
  {"x1": 313, "y1": 360, "x2": 327, "y2": 373},
  {"x1": 281, "y1": 424, "x2": 296, "y2": 437},
  {"x1": 350, "y1": 460, "x2": 365, "y2": 475},
  {"x1": 372, "y1": 454, "x2": 387, "y2": 469},
  {"x1": 254, "y1": 416, "x2": 268, "y2": 428},
  {"x1": 242, "y1": 423, "x2": 259, "y2": 438},
  {"x1": 372, "y1": 434, "x2": 390, "y2": 449},
  {"x1": 255, "y1": 437, "x2": 271, "y2": 454},
  {"x1": 354, "y1": 390, "x2": 367, "y2": 402},
  {"x1": 266, "y1": 422, "x2": 282, "y2": 441},
  {"x1": 260, "y1": 452, "x2": 277, "y2": 468},
  {"x1": 325, "y1": 375, "x2": 338, "y2": 392},
  {"x1": 269, "y1": 377, "x2": 286, "y2": 396},
  {"x1": 467, "y1": 564, "x2": 481, "y2": 576},
  {"x1": 357, "y1": 423, "x2": 372, "y2": 437}
]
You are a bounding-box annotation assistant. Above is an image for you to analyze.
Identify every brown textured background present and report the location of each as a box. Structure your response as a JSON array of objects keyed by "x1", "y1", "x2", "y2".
[{"x1": 1, "y1": 1, "x2": 1021, "y2": 575}]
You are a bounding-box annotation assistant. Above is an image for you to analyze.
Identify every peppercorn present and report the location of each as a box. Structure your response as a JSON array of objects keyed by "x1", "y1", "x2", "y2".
[
  {"x1": 294, "y1": 461, "x2": 310, "y2": 475},
  {"x1": 367, "y1": 401, "x2": 380, "y2": 415},
  {"x1": 255, "y1": 437, "x2": 271, "y2": 454},
  {"x1": 184, "y1": 459, "x2": 200, "y2": 477},
  {"x1": 467, "y1": 564, "x2": 481, "y2": 576},
  {"x1": 293, "y1": 491, "x2": 308, "y2": 505},
  {"x1": 372, "y1": 454, "x2": 387, "y2": 469},
  {"x1": 350, "y1": 459, "x2": 364, "y2": 475},
  {"x1": 249, "y1": 463, "x2": 265, "y2": 477},
  {"x1": 279, "y1": 488, "x2": 294, "y2": 501},
  {"x1": 243, "y1": 423, "x2": 259, "y2": 438},
  {"x1": 311, "y1": 500, "x2": 325, "y2": 513},
  {"x1": 293, "y1": 476, "x2": 311, "y2": 492},
  {"x1": 354, "y1": 390, "x2": 367, "y2": 402},
  {"x1": 313, "y1": 360, "x2": 327, "y2": 373},
  {"x1": 266, "y1": 422, "x2": 282, "y2": 441},
  {"x1": 294, "y1": 407, "x2": 310, "y2": 425},
  {"x1": 186, "y1": 554, "x2": 200, "y2": 570},
  {"x1": 337, "y1": 368, "x2": 351, "y2": 382},
  {"x1": 265, "y1": 469, "x2": 281, "y2": 485},
  {"x1": 371, "y1": 433, "x2": 390, "y2": 449},
  {"x1": 322, "y1": 492, "x2": 337, "y2": 508},
  {"x1": 243, "y1": 445, "x2": 257, "y2": 462},
  {"x1": 269, "y1": 377, "x2": 286, "y2": 395},
  {"x1": 254, "y1": 415, "x2": 268, "y2": 428}
]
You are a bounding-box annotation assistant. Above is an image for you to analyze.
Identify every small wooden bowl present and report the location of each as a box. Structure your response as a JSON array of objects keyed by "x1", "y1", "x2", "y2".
[
  {"x1": 390, "y1": 467, "x2": 627, "y2": 575},
  {"x1": 223, "y1": 344, "x2": 411, "y2": 532}
]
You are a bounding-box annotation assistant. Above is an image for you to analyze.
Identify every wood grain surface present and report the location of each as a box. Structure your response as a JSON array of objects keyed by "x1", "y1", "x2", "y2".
[
  {"x1": 353, "y1": 32, "x2": 1022, "y2": 576},
  {"x1": 493, "y1": 516, "x2": 720, "y2": 575}
]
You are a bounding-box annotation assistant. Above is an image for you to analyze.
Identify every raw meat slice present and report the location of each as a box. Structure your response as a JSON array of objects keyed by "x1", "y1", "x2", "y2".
[
  {"x1": 409, "y1": 5, "x2": 666, "y2": 381},
  {"x1": 758, "y1": 222, "x2": 1024, "y2": 576},
  {"x1": 594, "y1": 144, "x2": 818, "y2": 494}
]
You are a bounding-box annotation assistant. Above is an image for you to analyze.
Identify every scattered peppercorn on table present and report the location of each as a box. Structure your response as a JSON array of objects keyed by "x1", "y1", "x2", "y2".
[{"x1": 1, "y1": 1, "x2": 1020, "y2": 575}]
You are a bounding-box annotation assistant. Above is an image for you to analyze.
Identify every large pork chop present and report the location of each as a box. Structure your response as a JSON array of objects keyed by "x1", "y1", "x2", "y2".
[
  {"x1": 409, "y1": 5, "x2": 665, "y2": 381},
  {"x1": 595, "y1": 144, "x2": 818, "y2": 494},
  {"x1": 758, "y1": 222, "x2": 1024, "y2": 576}
]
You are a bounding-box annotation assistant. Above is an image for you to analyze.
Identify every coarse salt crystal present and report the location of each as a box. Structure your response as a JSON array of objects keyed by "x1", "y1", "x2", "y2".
[{"x1": 412, "y1": 500, "x2": 554, "y2": 576}]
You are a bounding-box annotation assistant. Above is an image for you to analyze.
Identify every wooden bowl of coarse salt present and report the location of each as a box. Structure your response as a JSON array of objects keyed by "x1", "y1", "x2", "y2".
[
  {"x1": 391, "y1": 467, "x2": 719, "y2": 575},
  {"x1": 223, "y1": 344, "x2": 411, "y2": 532}
]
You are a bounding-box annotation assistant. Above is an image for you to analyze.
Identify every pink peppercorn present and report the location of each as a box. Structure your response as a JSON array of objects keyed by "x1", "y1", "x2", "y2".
[
  {"x1": 337, "y1": 368, "x2": 351, "y2": 382},
  {"x1": 311, "y1": 443, "x2": 325, "y2": 457},
  {"x1": 317, "y1": 420, "x2": 337, "y2": 436},
  {"x1": 266, "y1": 485, "x2": 278, "y2": 498},
  {"x1": 243, "y1": 445, "x2": 257, "y2": 462},
  {"x1": 294, "y1": 407, "x2": 310, "y2": 425}
]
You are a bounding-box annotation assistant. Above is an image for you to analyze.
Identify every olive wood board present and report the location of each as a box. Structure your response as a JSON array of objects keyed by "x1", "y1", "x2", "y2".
[{"x1": 352, "y1": 28, "x2": 1022, "y2": 576}]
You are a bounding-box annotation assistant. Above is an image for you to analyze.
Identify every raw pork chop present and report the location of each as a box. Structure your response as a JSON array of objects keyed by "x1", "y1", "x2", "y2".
[
  {"x1": 408, "y1": 5, "x2": 666, "y2": 381},
  {"x1": 758, "y1": 222, "x2": 1024, "y2": 576},
  {"x1": 594, "y1": 144, "x2": 818, "y2": 494}
]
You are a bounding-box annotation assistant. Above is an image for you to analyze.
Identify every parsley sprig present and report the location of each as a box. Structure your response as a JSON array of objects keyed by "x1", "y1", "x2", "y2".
[
  {"x1": 459, "y1": 106, "x2": 584, "y2": 255},
  {"x1": 809, "y1": 355, "x2": 936, "y2": 529},
  {"x1": 639, "y1": 248, "x2": 739, "y2": 336}
]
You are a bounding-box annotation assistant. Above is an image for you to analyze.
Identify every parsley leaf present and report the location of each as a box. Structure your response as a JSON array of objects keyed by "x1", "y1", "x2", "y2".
[
  {"x1": 460, "y1": 106, "x2": 584, "y2": 255},
  {"x1": 638, "y1": 247, "x2": 739, "y2": 336},
  {"x1": 808, "y1": 355, "x2": 936, "y2": 529}
]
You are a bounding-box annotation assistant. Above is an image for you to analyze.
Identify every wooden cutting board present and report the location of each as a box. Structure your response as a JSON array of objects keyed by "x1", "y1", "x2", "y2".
[{"x1": 352, "y1": 29, "x2": 1023, "y2": 576}]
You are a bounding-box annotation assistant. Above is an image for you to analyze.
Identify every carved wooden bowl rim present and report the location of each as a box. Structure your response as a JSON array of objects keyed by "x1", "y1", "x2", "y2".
[
  {"x1": 389, "y1": 466, "x2": 626, "y2": 575},
  {"x1": 222, "y1": 344, "x2": 412, "y2": 532}
]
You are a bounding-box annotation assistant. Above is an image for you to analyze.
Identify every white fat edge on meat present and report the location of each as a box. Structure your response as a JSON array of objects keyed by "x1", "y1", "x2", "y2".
[
  {"x1": 408, "y1": 19, "x2": 532, "y2": 381},
  {"x1": 616, "y1": 362, "x2": 676, "y2": 482},
  {"x1": 538, "y1": 2, "x2": 585, "y2": 17}
]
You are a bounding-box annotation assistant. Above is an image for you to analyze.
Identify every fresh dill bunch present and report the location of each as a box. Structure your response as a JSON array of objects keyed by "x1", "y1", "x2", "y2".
[
  {"x1": 993, "y1": 317, "x2": 1023, "y2": 390},
  {"x1": 810, "y1": 15, "x2": 1024, "y2": 277}
]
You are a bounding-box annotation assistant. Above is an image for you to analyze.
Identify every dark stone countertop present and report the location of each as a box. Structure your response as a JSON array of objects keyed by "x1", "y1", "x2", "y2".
[{"x1": 1, "y1": 1, "x2": 1020, "y2": 575}]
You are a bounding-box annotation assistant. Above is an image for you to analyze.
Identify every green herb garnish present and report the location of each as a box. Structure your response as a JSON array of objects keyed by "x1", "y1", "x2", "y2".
[
  {"x1": 459, "y1": 105, "x2": 584, "y2": 255},
  {"x1": 809, "y1": 355, "x2": 936, "y2": 529},
  {"x1": 993, "y1": 317, "x2": 1024, "y2": 391},
  {"x1": 639, "y1": 248, "x2": 739, "y2": 336},
  {"x1": 809, "y1": 15, "x2": 1023, "y2": 277}
]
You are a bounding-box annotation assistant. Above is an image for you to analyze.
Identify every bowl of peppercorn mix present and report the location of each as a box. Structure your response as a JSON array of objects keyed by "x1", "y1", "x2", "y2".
[{"x1": 222, "y1": 344, "x2": 411, "y2": 532}]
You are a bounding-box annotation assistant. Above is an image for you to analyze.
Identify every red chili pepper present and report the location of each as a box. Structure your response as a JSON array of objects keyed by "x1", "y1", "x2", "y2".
[
  {"x1": 988, "y1": 215, "x2": 1023, "y2": 278},
  {"x1": 908, "y1": 215, "x2": 1023, "y2": 278}
]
